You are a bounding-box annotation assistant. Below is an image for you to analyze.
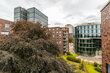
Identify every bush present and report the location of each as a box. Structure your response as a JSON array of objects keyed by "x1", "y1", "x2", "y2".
[
  {"x1": 67, "y1": 56, "x2": 81, "y2": 63},
  {"x1": 94, "y1": 62, "x2": 102, "y2": 72},
  {"x1": 95, "y1": 65, "x2": 102, "y2": 72},
  {"x1": 69, "y1": 37, "x2": 74, "y2": 43},
  {"x1": 66, "y1": 52, "x2": 72, "y2": 55},
  {"x1": 94, "y1": 62, "x2": 98, "y2": 67},
  {"x1": 75, "y1": 58, "x2": 81, "y2": 63}
]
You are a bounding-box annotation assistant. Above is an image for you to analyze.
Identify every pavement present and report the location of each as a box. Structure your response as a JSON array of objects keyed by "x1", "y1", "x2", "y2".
[{"x1": 76, "y1": 56, "x2": 102, "y2": 64}]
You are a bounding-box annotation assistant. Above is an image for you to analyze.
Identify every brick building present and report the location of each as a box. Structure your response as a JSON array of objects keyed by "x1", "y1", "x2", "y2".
[
  {"x1": 101, "y1": 1, "x2": 110, "y2": 73},
  {"x1": 48, "y1": 27, "x2": 69, "y2": 54},
  {"x1": 0, "y1": 19, "x2": 13, "y2": 40}
]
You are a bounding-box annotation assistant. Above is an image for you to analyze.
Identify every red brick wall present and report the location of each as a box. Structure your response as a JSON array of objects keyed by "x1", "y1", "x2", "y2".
[
  {"x1": 0, "y1": 19, "x2": 13, "y2": 40},
  {"x1": 48, "y1": 27, "x2": 69, "y2": 54},
  {"x1": 101, "y1": 2, "x2": 110, "y2": 73}
]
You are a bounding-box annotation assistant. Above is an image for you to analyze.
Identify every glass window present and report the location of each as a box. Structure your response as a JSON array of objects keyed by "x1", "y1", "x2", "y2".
[
  {"x1": 82, "y1": 30, "x2": 84, "y2": 33},
  {"x1": 89, "y1": 30, "x2": 92, "y2": 33},
  {"x1": 5, "y1": 24, "x2": 10, "y2": 28},
  {"x1": 59, "y1": 31, "x2": 61, "y2": 33},
  {"x1": 5, "y1": 24, "x2": 10, "y2": 31},
  {"x1": 56, "y1": 28, "x2": 59, "y2": 30},
  {"x1": 97, "y1": 29, "x2": 100, "y2": 33},
  {"x1": 97, "y1": 25, "x2": 101, "y2": 28},
  {"x1": 79, "y1": 30, "x2": 81, "y2": 33},
  {"x1": 1, "y1": 31, "x2": 9, "y2": 35},
  {"x1": 79, "y1": 26, "x2": 82, "y2": 29},
  {"x1": 82, "y1": 26, "x2": 84, "y2": 29},
  {"x1": 85, "y1": 30, "x2": 88, "y2": 33},
  {"x1": 93, "y1": 34, "x2": 96, "y2": 37},
  {"x1": 93, "y1": 25, "x2": 97, "y2": 29},
  {"x1": 85, "y1": 26, "x2": 88, "y2": 29},
  {"x1": 93, "y1": 30, "x2": 96, "y2": 33},
  {"x1": 56, "y1": 31, "x2": 59, "y2": 33},
  {"x1": 89, "y1": 25, "x2": 92, "y2": 29}
]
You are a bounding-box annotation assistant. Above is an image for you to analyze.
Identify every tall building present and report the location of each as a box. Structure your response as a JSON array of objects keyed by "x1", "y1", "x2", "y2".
[
  {"x1": 75, "y1": 23, "x2": 101, "y2": 56},
  {"x1": 0, "y1": 19, "x2": 13, "y2": 39},
  {"x1": 101, "y1": 1, "x2": 110, "y2": 73},
  {"x1": 14, "y1": 7, "x2": 27, "y2": 22},
  {"x1": 48, "y1": 27, "x2": 69, "y2": 54},
  {"x1": 65, "y1": 24, "x2": 75, "y2": 38},
  {"x1": 14, "y1": 7, "x2": 48, "y2": 27}
]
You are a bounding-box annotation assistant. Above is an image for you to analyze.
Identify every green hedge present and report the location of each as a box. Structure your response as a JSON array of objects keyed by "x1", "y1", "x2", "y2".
[
  {"x1": 67, "y1": 56, "x2": 81, "y2": 63},
  {"x1": 94, "y1": 62, "x2": 102, "y2": 72},
  {"x1": 66, "y1": 52, "x2": 72, "y2": 55}
]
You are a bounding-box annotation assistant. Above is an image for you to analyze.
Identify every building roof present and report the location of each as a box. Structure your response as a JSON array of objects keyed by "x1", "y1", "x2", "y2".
[
  {"x1": 101, "y1": 0, "x2": 110, "y2": 12},
  {"x1": 76, "y1": 22, "x2": 101, "y2": 27},
  {"x1": 0, "y1": 18, "x2": 13, "y2": 24}
]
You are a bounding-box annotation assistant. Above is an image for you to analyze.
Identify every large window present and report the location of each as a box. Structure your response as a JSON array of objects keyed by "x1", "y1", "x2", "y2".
[
  {"x1": 5, "y1": 24, "x2": 10, "y2": 31},
  {"x1": 1, "y1": 31, "x2": 9, "y2": 35},
  {"x1": 97, "y1": 29, "x2": 101, "y2": 33},
  {"x1": 97, "y1": 25, "x2": 101, "y2": 28}
]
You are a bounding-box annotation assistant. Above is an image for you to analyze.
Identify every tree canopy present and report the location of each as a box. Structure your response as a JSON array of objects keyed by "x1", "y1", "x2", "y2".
[{"x1": 0, "y1": 21, "x2": 73, "y2": 73}]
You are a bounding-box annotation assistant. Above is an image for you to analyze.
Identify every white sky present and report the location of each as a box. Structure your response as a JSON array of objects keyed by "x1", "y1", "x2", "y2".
[{"x1": 0, "y1": 0, "x2": 108, "y2": 27}]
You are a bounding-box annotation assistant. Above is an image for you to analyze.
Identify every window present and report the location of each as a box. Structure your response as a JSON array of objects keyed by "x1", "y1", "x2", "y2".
[
  {"x1": 82, "y1": 26, "x2": 84, "y2": 29},
  {"x1": 56, "y1": 28, "x2": 59, "y2": 30},
  {"x1": 85, "y1": 26, "x2": 88, "y2": 29},
  {"x1": 93, "y1": 25, "x2": 96, "y2": 29},
  {"x1": 5, "y1": 24, "x2": 10, "y2": 28},
  {"x1": 82, "y1": 30, "x2": 84, "y2": 33},
  {"x1": 97, "y1": 25, "x2": 101, "y2": 28},
  {"x1": 5, "y1": 24, "x2": 10, "y2": 31},
  {"x1": 1, "y1": 31, "x2": 9, "y2": 35},
  {"x1": 59, "y1": 31, "x2": 61, "y2": 33},
  {"x1": 85, "y1": 30, "x2": 88, "y2": 33},
  {"x1": 93, "y1": 30, "x2": 96, "y2": 33}
]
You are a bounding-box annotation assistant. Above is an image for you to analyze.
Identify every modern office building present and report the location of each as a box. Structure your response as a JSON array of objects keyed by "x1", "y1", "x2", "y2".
[
  {"x1": 48, "y1": 27, "x2": 69, "y2": 54},
  {"x1": 101, "y1": 1, "x2": 110, "y2": 73},
  {"x1": 14, "y1": 7, "x2": 48, "y2": 27},
  {"x1": 0, "y1": 19, "x2": 13, "y2": 40},
  {"x1": 75, "y1": 23, "x2": 101, "y2": 56},
  {"x1": 65, "y1": 24, "x2": 75, "y2": 38}
]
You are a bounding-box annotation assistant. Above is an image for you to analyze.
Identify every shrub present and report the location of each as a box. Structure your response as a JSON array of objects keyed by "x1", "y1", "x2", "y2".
[
  {"x1": 67, "y1": 56, "x2": 81, "y2": 63},
  {"x1": 94, "y1": 62, "x2": 102, "y2": 72},
  {"x1": 69, "y1": 37, "x2": 74, "y2": 43},
  {"x1": 66, "y1": 52, "x2": 72, "y2": 55},
  {"x1": 75, "y1": 58, "x2": 81, "y2": 63},
  {"x1": 79, "y1": 61, "x2": 85, "y2": 71},
  {"x1": 95, "y1": 65, "x2": 102, "y2": 72},
  {"x1": 94, "y1": 62, "x2": 98, "y2": 67}
]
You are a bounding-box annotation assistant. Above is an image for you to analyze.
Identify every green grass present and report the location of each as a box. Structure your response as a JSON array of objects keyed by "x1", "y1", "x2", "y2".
[
  {"x1": 86, "y1": 64, "x2": 100, "y2": 73},
  {"x1": 60, "y1": 53, "x2": 101, "y2": 73}
]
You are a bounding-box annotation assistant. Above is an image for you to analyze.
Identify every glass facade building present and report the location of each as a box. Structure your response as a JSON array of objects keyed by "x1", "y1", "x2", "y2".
[
  {"x1": 75, "y1": 23, "x2": 101, "y2": 56},
  {"x1": 14, "y1": 7, "x2": 48, "y2": 27}
]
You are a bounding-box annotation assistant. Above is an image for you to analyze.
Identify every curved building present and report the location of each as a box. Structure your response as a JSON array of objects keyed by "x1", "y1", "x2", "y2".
[{"x1": 75, "y1": 23, "x2": 101, "y2": 56}]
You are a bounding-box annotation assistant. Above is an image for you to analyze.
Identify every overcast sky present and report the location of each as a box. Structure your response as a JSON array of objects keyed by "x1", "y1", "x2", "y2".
[{"x1": 0, "y1": 0, "x2": 108, "y2": 27}]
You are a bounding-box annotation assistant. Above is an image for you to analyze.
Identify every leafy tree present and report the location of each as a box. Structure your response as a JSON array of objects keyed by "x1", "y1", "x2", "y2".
[
  {"x1": 69, "y1": 37, "x2": 74, "y2": 43},
  {"x1": 0, "y1": 21, "x2": 74, "y2": 73}
]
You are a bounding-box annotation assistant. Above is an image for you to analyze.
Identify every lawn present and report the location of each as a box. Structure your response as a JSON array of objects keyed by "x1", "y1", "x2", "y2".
[{"x1": 60, "y1": 53, "x2": 101, "y2": 73}]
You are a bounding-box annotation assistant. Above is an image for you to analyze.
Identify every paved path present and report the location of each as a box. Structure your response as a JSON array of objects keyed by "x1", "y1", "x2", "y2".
[
  {"x1": 76, "y1": 56, "x2": 102, "y2": 64},
  {"x1": 69, "y1": 43, "x2": 75, "y2": 54}
]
